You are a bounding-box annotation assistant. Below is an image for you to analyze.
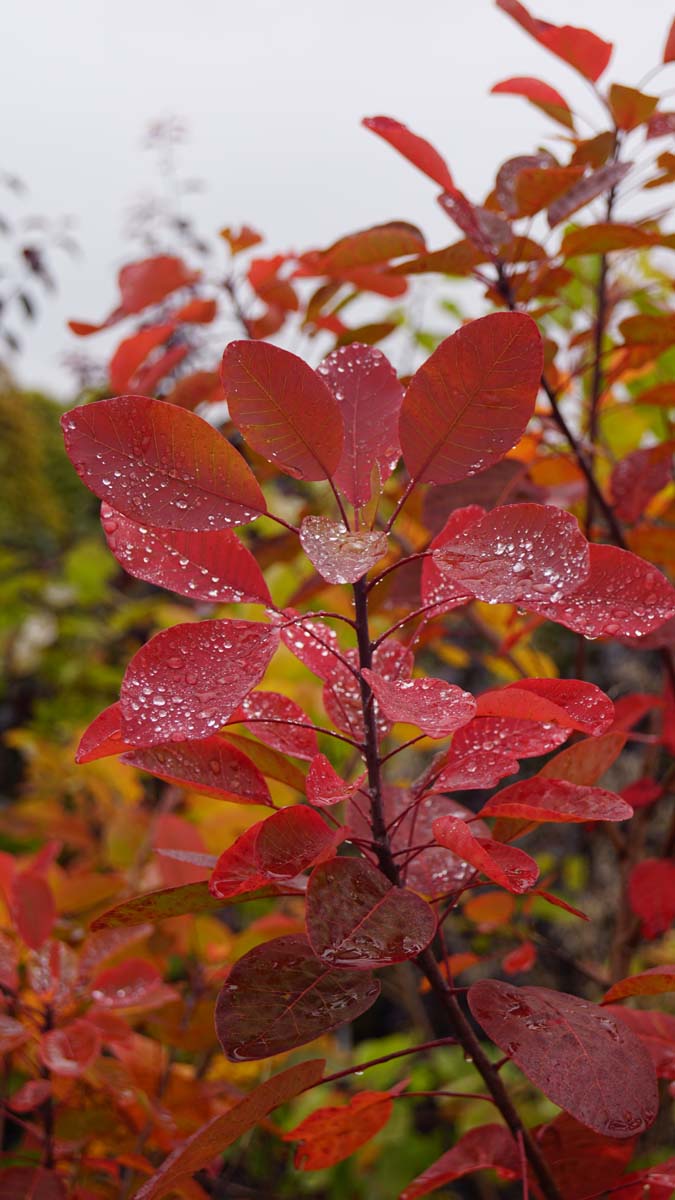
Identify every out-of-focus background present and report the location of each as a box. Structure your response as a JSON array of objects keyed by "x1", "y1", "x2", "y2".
[{"x1": 4, "y1": 0, "x2": 674, "y2": 393}]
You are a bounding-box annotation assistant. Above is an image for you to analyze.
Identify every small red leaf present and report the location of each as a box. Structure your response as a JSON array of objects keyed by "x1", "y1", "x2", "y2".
[
  {"x1": 533, "y1": 544, "x2": 675, "y2": 639},
  {"x1": 40, "y1": 1019, "x2": 101, "y2": 1077},
  {"x1": 665, "y1": 16, "x2": 675, "y2": 62},
  {"x1": 100, "y1": 504, "x2": 271, "y2": 604},
  {"x1": 220, "y1": 340, "x2": 344, "y2": 481},
  {"x1": 118, "y1": 255, "x2": 198, "y2": 313},
  {"x1": 610, "y1": 442, "x2": 674, "y2": 525},
  {"x1": 209, "y1": 806, "x2": 340, "y2": 898},
  {"x1": 362, "y1": 670, "x2": 476, "y2": 738},
  {"x1": 399, "y1": 313, "x2": 542, "y2": 486},
  {"x1": 476, "y1": 678, "x2": 614, "y2": 735},
  {"x1": 432, "y1": 816, "x2": 539, "y2": 893},
  {"x1": 229, "y1": 691, "x2": 319, "y2": 760},
  {"x1": 10, "y1": 872, "x2": 55, "y2": 950},
  {"x1": 628, "y1": 859, "x2": 675, "y2": 938},
  {"x1": 482, "y1": 778, "x2": 632, "y2": 823},
  {"x1": 620, "y1": 778, "x2": 663, "y2": 810},
  {"x1": 317, "y1": 343, "x2": 403, "y2": 507},
  {"x1": 109, "y1": 323, "x2": 175, "y2": 392},
  {"x1": 135, "y1": 1060, "x2": 325, "y2": 1200},
  {"x1": 433, "y1": 503, "x2": 589, "y2": 606},
  {"x1": 123, "y1": 736, "x2": 272, "y2": 805},
  {"x1": 307, "y1": 754, "x2": 364, "y2": 807},
  {"x1": 61, "y1": 395, "x2": 266, "y2": 531},
  {"x1": 173, "y1": 296, "x2": 217, "y2": 324},
  {"x1": 538, "y1": 731, "x2": 627, "y2": 786},
  {"x1": 323, "y1": 640, "x2": 412, "y2": 741},
  {"x1": 301, "y1": 221, "x2": 425, "y2": 272},
  {"x1": 215, "y1": 934, "x2": 380, "y2": 1060},
  {"x1": 503, "y1": 941, "x2": 537, "y2": 974},
  {"x1": 300, "y1": 517, "x2": 387, "y2": 584},
  {"x1": 496, "y1": 0, "x2": 613, "y2": 82},
  {"x1": 401, "y1": 1124, "x2": 519, "y2": 1199},
  {"x1": 306, "y1": 856, "x2": 436, "y2": 968},
  {"x1": 120, "y1": 619, "x2": 279, "y2": 746},
  {"x1": 285, "y1": 1088, "x2": 397, "y2": 1170},
  {"x1": 608, "y1": 1008, "x2": 675, "y2": 1079},
  {"x1": 91, "y1": 959, "x2": 165, "y2": 1008},
  {"x1": 7, "y1": 1080, "x2": 53, "y2": 1112},
  {"x1": 468, "y1": 980, "x2": 657, "y2": 1137},
  {"x1": 604, "y1": 965, "x2": 675, "y2": 1005},
  {"x1": 279, "y1": 610, "x2": 342, "y2": 680},
  {"x1": 362, "y1": 115, "x2": 455, "y2": 190},
  {"x1": 75, "y1": 702, "x2": 128, "y2": 763},
  {"x1": 492, "y1": 76, "x2": 574, "y2": 129},
  {"x1": 609, "y1": 84, "x2": 658, "y2": 132},
  {"x1": 421, "y1": 505, "x2": 483, "y2": 613}
]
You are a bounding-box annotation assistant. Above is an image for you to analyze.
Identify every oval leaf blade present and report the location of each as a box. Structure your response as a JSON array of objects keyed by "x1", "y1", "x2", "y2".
[
  {"x1": 300, "y1": 517, "x2": 387, "y2": 584},
  {"x1": 122, "y1": 736, "x2": 272, "y2": 805},
  {"x1": 361, "y1": 670, "x2": 476, "y2": 738}
]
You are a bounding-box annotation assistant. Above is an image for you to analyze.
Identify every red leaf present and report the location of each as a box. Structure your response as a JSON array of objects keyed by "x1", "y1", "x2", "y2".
[
  {"x1": 421, "y1": 719, "x2": 529, "y2": 792},
  {"x1": 123, "y1": 736, "x2": 272, "y2": 805},
  {"x1": 535, "y1": 1112, "x2": 637, "y2": 1200},
  {"x1": 491, "y1": 76, "x2": 574, "y2": 129},
  {"x1": 609, "y1": 1008, "x2": 675, "y2": 1080},
  {"x1": 285, "y1": 1089, "x2": 397, "y2": 1170},
  {"x1": 362, "y1": 670, "x2": 476, "y2": 738},
  {"x1": 302, "y1": 221, "x2": 426, "y2": 272},
  {"x1": 209, "y1": 806, "x2": 339, "y2": 898},
  {"x1": 514, "y1": 165, "x2": 585, "y2": 218},
  {"x1": 433, "y1": 503, "x2": 589, "y2": 606},
  {"x1": 604, "y1": 965, "x2": 675, "y2": 1005},
  {"x1": 609, "y1": 84, "x2": 658, "y2": 132},
  {"x1": 100, "y1": 504, "x2": 271, "y2": 604},
  {"x1": 153, "y1": 814, "x2": 210, "y2": 886},
  {"x1": 468, "y1": 980, "x2": 658, "y2": 1137},
  {"x1": 306, "y1": 857, "x2": 436, "y2": 968},
  {"x1": 362, "y1": 115, "x2": 454, "y2": 190},
  {"x1": 432, "y1": 816, "x2": 539, "y2": 893},
  {"x1": 628, "y1": 859, "x2": 675, "y2": 938},
  {"x1": 533, "y1": 544, "x2": 675, "y2": 639},
  {"x1": 91, "y1": 881, "x2": 231, "y2": 928},
  {"x1": 40, "y1": 1019, "x2": 101, "y2": 1077},
  {"x1": 118, "y1": 255, "x2": 198, "y2": 313},
  {"x1": 399, "y1": 313, "x2": 542, "y2": 486},
  {"x1": 220, "y1": 340, "x2": 344, "y2": 480},
  {"x1": 620, "y1": 778, "x2": 663, "y2": 810},
  {"x1": 317, "y1": 343, "x2": 403, "y2": 507},
  {"x1": 547, "y1": 162, "x2": 631, "y2": 227},
  {"x1": 208, "y1": 823, "x2": 273, "y2": 898},
  {"x1": 75, "y1": 702, "x2": 129, "y2": 764},
  {"x1": 476, "y1": 679, "x2": 614, "y2": 736},
  {"x1": 227, "y1": 692, "x2": 318, "y2": 760},
  {"x1": 0, "y1": 1168, "x2": 67, "y2": 1200},
  {"x1": 503, "y1": 941, "x2": 537, "y2": 974},
  {"x1": 562, "y1": 223, "x2": 657, "y2": 257},
  {"x1": 119, "y1": 619, "x2": 279, "y2": 745},
  {"x1": 665, "y1": 16, "x2": 675, "y2": 62},
  {"x1": 496, "y1": 0, "x2": 613, "y2": 82},
  {"x1": 279, "y1": 610, "x2": 342, "y2": 680},
  {"x1": 221, "y1": 224, "x2": 263, "y2": 255},
  {"x1": 91, "y1": 959, "x2": 165, "y2": 1008},
  {"x1": 401, "y1": 1124, "x2": 519, "y2": 1199},
  {"x1": 610, "y1": 442, "x2": 674, "y2": 525},
  {"x1": 538, "y1": 731, "x2": 627, "y2": 786},
  {"x1": 323, "y1": 640, "x2": 412, "y2": 740},
  {"x1": 306, "y1": 754, "x2": 364, "y2": 807},
  {"x1": 109, "y1": 323, "x2": 175, "y2": 392},
  {"x1": 61, "y1": 396, "x2": 266, "y2": 531},
  {"x1": 482, "y1": 778, "x2": 632, "y2": 824},
  {"x1": 135, "y1": 1060, "x2": 325, "y2": 1200},
  {"x1": 173, "y1": 297, "x2": 217, "y2": 324},
  {"x1": 10, "y1": 872, "x2": 55, "y2": 950},
  {"x1": 215, "y1": 934, "x2": 379, "y2": 1059},
  {"x1": 421, "y1": 505, "x2": 484, "y2": 613},
  {"x1": 7, "y1": 1080, "x2": 53, "y2": 1113},
  {"x1": 299, "y1": 517, "x2": 387, "y2": 584}
]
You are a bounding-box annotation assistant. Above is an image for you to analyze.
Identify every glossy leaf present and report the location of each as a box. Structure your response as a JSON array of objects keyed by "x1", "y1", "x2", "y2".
[
  {"x1": 362, "y1": 115, "x2": 455, "y2": 190},
  {"x1": 135, "y1": 1060, "x2": 325, "y2": 1200},
  {"x1": 91, "y1": 959, "x2": 167, "y2": 1008},
  {"x1": 285, "y1": 1088, "x2": 398, "y2": 1170},
  {"x1": 432, "y1": 816, "x2": 539, "y2": 893},
  {"x1": 209, "y1": 806, "x2": 338, "y2": 898},
  {"x1": 420, "y1": 505, "x2": 482, "y2": 613},
  {"x1": 361, "y1": 669, "x2": 476, "y2": 737},
  {"x1": 279, "y1": 611, "x2": 342, "y2": 680},
  {"x1": 220, "y1": 730, "x2": 307, "y2": 792},
  {"x1": 604, "y1": 966, "x2": 675, "y2": 1005},
  {"x1": 482, "y1": 778, "x2": 632, "y2": 823},
  {"x1": 119, "y1": 619, "x2": 279, "y2": 745},
  {"x1": 75, "y1": 701, "x2": 129, "y2": 764},
  {"x1": 433, "y1": 503, "x2": 589, "y2": 606},
  {"x1": 535, "y1": 1112, "x2": 637, "y2": 1200},
  {"x1": 40, "y1": 1019, "x2": 100, "y2": 1077},
  {"x1": 628, "y1": 859, "x2": 675, "y2": 938},
  {"x1": 229, "y1": 691, "x2": 319, "y2": 760},
  {"x1": 307, "y1": 857, "x2": 435, "y2": 968},
  {"x1": 401, "y1": 1124, "x2": 519, "y2": 1199},
  {"x1": 323, "y1": 640, "x2": 412, "y2": 740},
  {"x1": 122, "y1": 736, "x2": 272, "y2": 805},
  {"x1": 300, "y1": 517, "x2": 387, "y2": 584},
  {"x1": 491, "y1": 76, "x2": 574, "y2": 129},
  {"x1": 468, "y1": 980, "x2": 658, "y2": 1137},
  {"x1": 91, "y1": 881, "x2": 230, "y2": 928},
  {"x1": 399, "y1": 313, "x2": 542, "y2": 486},
  {"x1": 61, "y1": 395, "x2": 266, "y2": 530},
  {"x1": 100, "y1": 504, "x2": 271, "y2": 604},
  {"x1": 317, "y1": 343, "x2": 403, "y2": 507},
  {"x1": 533, "y1": 544, "x2": 675, "y2": 639},
  {"x1": 220, "y1": 340, "x2": 343, "y2": 480},
  {"x1": 608, "y1": 1007, "x2": 675, "y2": 1079},
  {"x1": 496, "y1": 0, "x2": 613, "y2": 82},
  {"x1": 476, "y1": 679, "x2": 614, "y2": 735},
  {"x1": 306, "y1": 754, "x2": 364, "y2": 806},
  {"x1": 215, "y1": 934, "x2": 380, "y2": 1060},
  {"x1": 538, "y1": 731, "x2": 627, "y2": 786}
]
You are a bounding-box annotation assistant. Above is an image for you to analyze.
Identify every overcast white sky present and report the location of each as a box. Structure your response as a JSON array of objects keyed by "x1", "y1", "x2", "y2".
[{"x1": 3, "y1": 0, "x2": 674, "y2": 395}]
